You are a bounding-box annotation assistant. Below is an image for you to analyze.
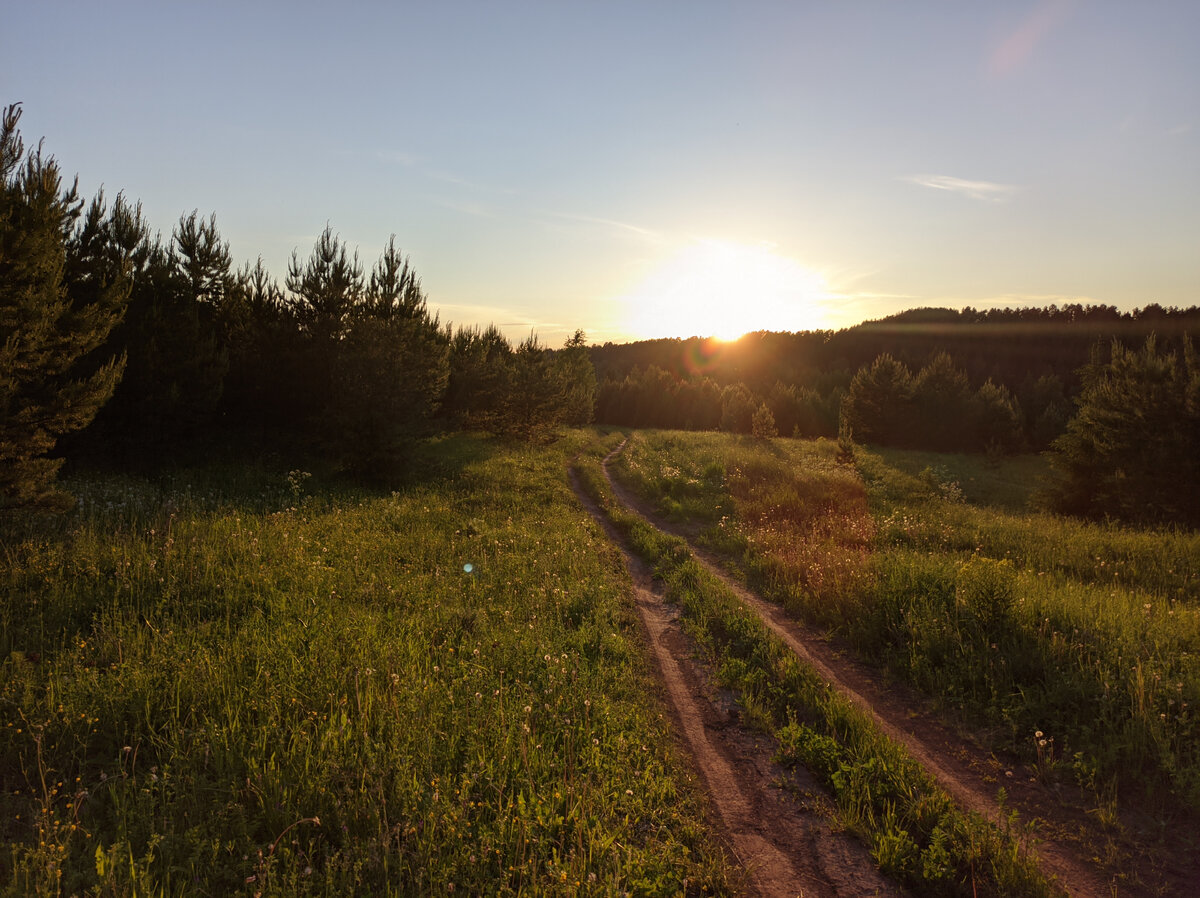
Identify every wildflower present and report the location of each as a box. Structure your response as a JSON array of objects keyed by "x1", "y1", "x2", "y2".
[{"x1": 1034, "y1": 730, "x2": 1043, "y2": 739}]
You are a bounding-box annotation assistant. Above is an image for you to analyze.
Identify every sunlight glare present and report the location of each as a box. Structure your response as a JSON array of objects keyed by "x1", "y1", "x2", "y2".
[{"x1": 620, "y1": 240, "x2": 831, "y2": 340}]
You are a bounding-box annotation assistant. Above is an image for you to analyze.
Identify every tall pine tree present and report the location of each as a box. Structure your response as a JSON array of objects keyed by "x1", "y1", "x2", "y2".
[{"x1": 0, "y1": 104, "x2": 128, "y2": 508}]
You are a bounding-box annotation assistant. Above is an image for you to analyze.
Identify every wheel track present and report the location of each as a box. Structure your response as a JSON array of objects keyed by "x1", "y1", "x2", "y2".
[
  {"x1": 569, "y1": 463, "x2": 901, "y2": 898},
  {"x1": 593, "y1": 439, "x2": 1119, "y2": 898}
]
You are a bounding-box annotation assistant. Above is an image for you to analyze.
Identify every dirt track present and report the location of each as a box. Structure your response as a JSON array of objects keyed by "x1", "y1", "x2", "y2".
[
  {"x1": 571, "y1": 465, "x2": 901, "y2": 898},
  {"x1": 571, "y1": 440, "x2": 1200, "y2": 897}
]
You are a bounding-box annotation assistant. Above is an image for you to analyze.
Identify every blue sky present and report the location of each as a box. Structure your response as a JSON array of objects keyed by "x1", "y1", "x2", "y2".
[{"x1": 4, "y1": 1, "x2": 1198, "y2": 344}]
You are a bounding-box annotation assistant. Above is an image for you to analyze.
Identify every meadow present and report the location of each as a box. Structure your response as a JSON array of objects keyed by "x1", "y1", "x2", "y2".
[
  {"x1": 1, "y1": 432, "x2": 734, "y2": 896},
  {"x1": 573, "y1": 443, "x2": 1055, "y2": 897},
  {"x1": 610, "y1": 431, "x2": 1200, "y2": 826}
]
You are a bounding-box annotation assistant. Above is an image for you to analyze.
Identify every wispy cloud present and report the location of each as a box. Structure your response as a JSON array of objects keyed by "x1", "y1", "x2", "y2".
[
  {"x1": 544, "y1": 211, "x2": 665, "y2": 243},
  {"x1": 430, "y1": 300, "x2": 567, "y2": 340},
  {"x1": 373, "y1": 149, "x2": 422, "y2": 167},
  {"x1": 905, "y1": 174, "x2": 1019, "y2": 202},
  {"x1": 433, "y1": 198, "x2": 498, "y2": 219},
  {"x1": 989, "y1": 0, "x2": 1077, "y2": 77},
  {"x1": 425, "y1": 169, "x2": 518, "y2": 195}
]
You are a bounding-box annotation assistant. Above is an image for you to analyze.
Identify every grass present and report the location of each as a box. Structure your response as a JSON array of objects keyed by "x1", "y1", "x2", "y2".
[
  {"x1": 611, "y1": 431, "x2": 1200, "y2": 830},
  {"x1": 1, "y1": 431, "x2": 734, "y2": 896},
  {"x1": 576, "y1": 440, "x2": 1057, "y2": 897}
]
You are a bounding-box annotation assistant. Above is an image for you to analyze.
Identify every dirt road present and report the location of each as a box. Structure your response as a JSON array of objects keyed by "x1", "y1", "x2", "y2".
[
  {"x1": 574, "y1": 439, "x2": 1181, "y2": 898},
  {"x1": 571, "y1": 465, "x2": 901, "y2": 898}
]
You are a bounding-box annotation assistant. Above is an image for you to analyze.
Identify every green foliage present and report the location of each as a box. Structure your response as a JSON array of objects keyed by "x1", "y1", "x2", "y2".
[
  {"x1": 0, "y1": 104, "x2": 128, "y2": 509},
  {"x1": 442, "y1": 323, "x2": 513, "y2": 430},
  {"x1": 0, "y1": 433, "x2": 733, "y2": 895},
  {"x1": 1047, "y1": 335, "x2": 1200, "y2": 526},
  {"x1": 719, "y1": 382, "x2": 755, "y2": 433},
  {"x1": 617, "y1": 431, "x2": 1200, "y2": 821},
  {"x1": 750, "y1": 402, "x2": 777, "y2": 439},
  {"x1": 557, "y1": 329, "x2": 596, "y2": 426},
  {"x1": 842, "y1": 352, "x2": 1026, "y2": 454},
  {"x1": 840, "y1": 353, "x2": 914, "y2": 446},
  {"x1": 912, "y1": 352, "x2": 973, "y2": 451},
  {"x1": 972, "y1": 379, "x2": 1023, "y2": 453},
  {"x1": 579, "y1": 441, "x2": 1055, "y2": 896},
  {"x1": 443, "y1": 328, "x2": 596, "y2": 441}
]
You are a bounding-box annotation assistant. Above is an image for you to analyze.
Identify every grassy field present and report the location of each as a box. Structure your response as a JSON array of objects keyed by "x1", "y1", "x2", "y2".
[
  {"x1": 1, "y1": 432, "x2": 734, "y2": 896},
  {"x1": 611, "y1": 431, "x2": 1200, "y2": 822},
  {"x1": 575, "y1": 444, "x2": 1055, "y2": 897}
]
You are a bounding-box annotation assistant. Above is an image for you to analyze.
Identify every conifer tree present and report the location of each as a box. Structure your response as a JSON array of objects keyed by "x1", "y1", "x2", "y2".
[
  {"x1": 719, "y1": 382, "x2": 756, "y2": 433},
  {"x1": 329, "y1": 237, "x2": 449, "y2": 476},
  {"x1": 839, "y1": 353, "x2": 913, "y2": 446},
  {"x1": 443, "y1": 324, "x2": 514, "y2": 430},
  {"x1": 555, "y1": 329, "x2": 596, "y2": 425},
  {"x1": 0, "y1": 104, "x2": 129, "y2": 508},
  {"x1": 912, "y1": 351, "x2": 973, "y2": 450},
  {"x1": 1048, "y1": 336, "x2": 1200, "y2": 525}
]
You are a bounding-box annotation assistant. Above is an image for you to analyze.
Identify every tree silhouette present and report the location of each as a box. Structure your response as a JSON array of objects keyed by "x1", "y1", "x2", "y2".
[{"x1": 0, "y1": 104, "x2": 128, "y2": 507}]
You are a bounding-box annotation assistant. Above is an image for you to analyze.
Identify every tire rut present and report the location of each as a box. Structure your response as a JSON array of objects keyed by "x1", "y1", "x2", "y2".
[
  {"x1": 594, "y1": 439, "x2": 1120, "y2": 898},
  {"x1": 569, "y1": 464, "x2": 902, "y2": 898}
]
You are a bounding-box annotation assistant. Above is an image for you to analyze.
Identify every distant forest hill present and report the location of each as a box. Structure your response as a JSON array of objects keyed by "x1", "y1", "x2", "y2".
[{"x1": 590, "y1": 304, "x2": 1200, "y2": 450}]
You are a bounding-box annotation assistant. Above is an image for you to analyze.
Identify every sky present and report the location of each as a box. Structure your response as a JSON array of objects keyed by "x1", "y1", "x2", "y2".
[{"x1": 4, "y1": 1, "x2": 1198, "y2": 346}]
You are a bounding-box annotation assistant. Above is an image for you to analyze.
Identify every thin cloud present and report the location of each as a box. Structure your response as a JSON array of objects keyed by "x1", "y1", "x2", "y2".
[
  {"x1": 425, "y1": 169, "x2": 518, "y2": 195},
  {"x1": 545, "y1": 211, "x2": 664, "y2": 243},
  {"x1": 374, "y1": 149, "x2": 421, "y2": 167},
  {"x1": 989, "y1": 0, "x2": 1076, "y2": 77},
  {"x1": 433, "y1": 198, "x2": 498, "y2": 219},
  {"x1": 905, "y1": 174, "x2": 1019, "y2": 202}
]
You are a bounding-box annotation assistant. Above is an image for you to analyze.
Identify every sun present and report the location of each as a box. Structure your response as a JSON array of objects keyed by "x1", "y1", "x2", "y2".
[{"x1": 619, "y1": 240, "x2": 831, "y2": 341}]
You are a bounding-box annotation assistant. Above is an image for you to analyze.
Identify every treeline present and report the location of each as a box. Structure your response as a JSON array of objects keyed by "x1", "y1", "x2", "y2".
[
  {"x1": 1, "y1": 104, "x2": 594, "y2": 509},
  {"x1": 593, "y1": 307, "x2": 1199, "y2": 448}
]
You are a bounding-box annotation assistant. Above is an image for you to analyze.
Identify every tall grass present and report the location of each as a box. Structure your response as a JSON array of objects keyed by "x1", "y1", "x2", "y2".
[
  {"x1": 611, "y1": 432, "x2": 1200, "y2": 816},
  {"x1": 576, "y1": 443, "x2": 1056, "y2": 897},
  {"x1": 1, "y1": 432, "x2": 733, "y2": 896}
]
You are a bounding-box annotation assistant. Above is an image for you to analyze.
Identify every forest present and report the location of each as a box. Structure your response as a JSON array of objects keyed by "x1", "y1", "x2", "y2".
[
  {"x1": 0, "y1": 102, "x2": 594, "y2": 508},
  {"x1": 3, "y1": 98, "x2": 1198, "y2": 529}
]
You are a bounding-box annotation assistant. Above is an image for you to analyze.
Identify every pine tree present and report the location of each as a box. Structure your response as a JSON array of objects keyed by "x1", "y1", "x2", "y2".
[
  {"x1": 839, "y1": 353, "x2": 913, "y2": 446},
  {"x1": 912, "y1": 351, "x2": 973, "y2": 450},
  {"x1": 751, "y1": 402, "x2": 777, "y2": 439},
  {"x1": 443, "y1": 324, "x2": 514, "y2": 431},
  {"x1": 329, "y1": 238, "x2": 449, "y2": 476},
  {"x1": 0, "y1": 104, "x2": 129, "y2": 508},
  {"x1": 1048, "y1": 336, "x2": 1200, "y2": 525},
  {"x1": 719, "y1": 383, "x2": 756, "y2": 433},
  {"x1": 555, "y1": 329, "x2": 596, "y2": 425}
]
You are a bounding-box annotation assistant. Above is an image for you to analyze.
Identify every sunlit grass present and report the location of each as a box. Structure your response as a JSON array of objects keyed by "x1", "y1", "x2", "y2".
[
  {"x1": 1, "y1": 432, "x2": 733, "y2": 896},
  {"x1": 576, "y1": 440, "x2": 1055, "y2": 897},
  {"x1": 612, "y1": 431, "x2": 1200, "y2": 817}
]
